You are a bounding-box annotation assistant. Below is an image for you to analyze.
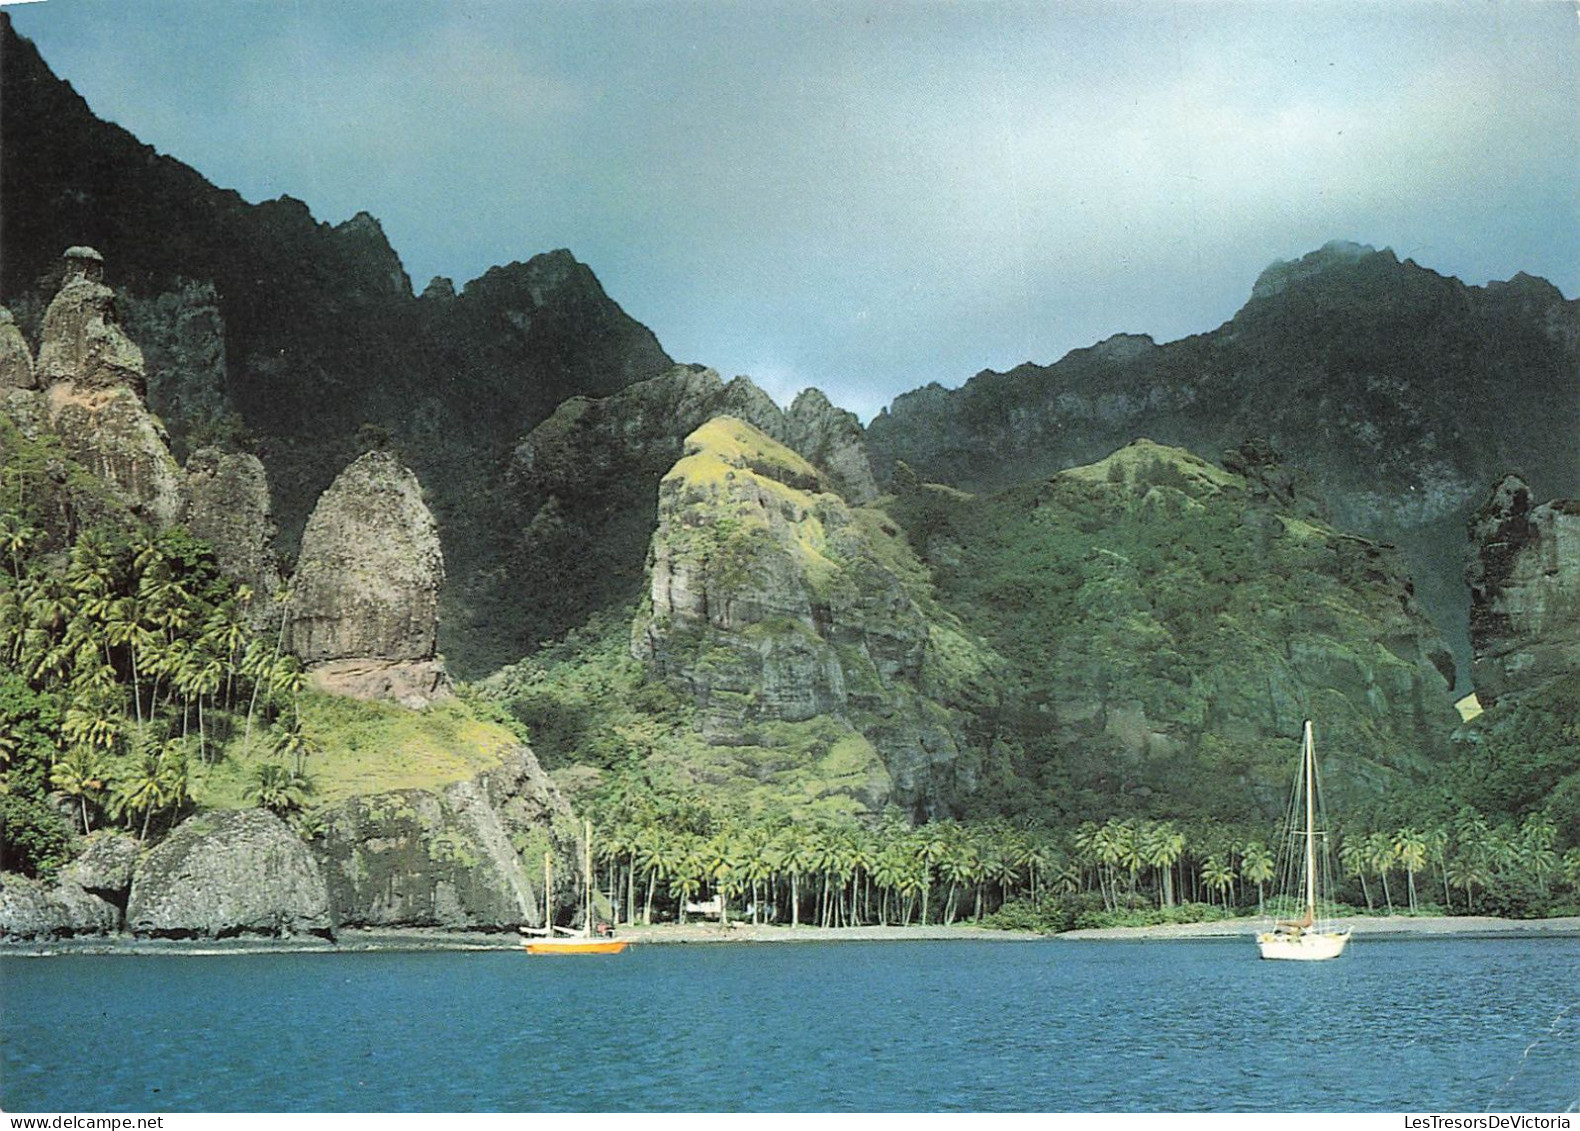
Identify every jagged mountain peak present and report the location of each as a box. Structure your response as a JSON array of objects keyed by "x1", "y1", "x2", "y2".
[
  {"x1": 458, "y1": 249, "x2": 606, "y2": 308},
  {"x1": 1248, "y1": 240, "x2": 1393, "y2": 302}
]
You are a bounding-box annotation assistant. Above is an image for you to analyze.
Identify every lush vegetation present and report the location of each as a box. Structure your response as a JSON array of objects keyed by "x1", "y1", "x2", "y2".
[
  {"x1": 480, "y1": 608, "x2": 893, "y2": 822},
  {"x1": 577, "y1": 780, "x2": 1580, "y2": 932},
  {"x1": 0, "y1": 511, "x2": 308, "y2": 873},
  {"x1": 886, "y1": 441, "x2": 1450, "y2": 824}
]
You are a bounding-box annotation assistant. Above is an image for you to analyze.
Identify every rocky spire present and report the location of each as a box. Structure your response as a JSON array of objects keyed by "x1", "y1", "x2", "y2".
[
  {"x1": 0, "y1": 306, "x2": 37, "y2": 390},
  {"x1": 183, "y1": 447, "x2": 284, "y2": 626},
  {"x1": 286, "y1": 449, "x2": 448, "y2": 707},
  {"x1": 784, "y1": 387, "x2": 879, "y2": 504},
  {"x1": 30, "y1": 247, "x2": 185, "y2": 527},
  {"x1": 36, "y1": 246, "x2": 147, "y2": 396}
]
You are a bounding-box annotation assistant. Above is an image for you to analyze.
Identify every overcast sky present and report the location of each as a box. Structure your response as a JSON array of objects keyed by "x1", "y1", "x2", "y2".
[{"x1": 9, "y1": 0, "x2": 1579, "y2": 420}]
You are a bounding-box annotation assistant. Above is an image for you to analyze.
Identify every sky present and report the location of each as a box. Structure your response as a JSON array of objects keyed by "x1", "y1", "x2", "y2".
[{"x1": 7, "y1": 0, "x2": 1579, "y2": 421}]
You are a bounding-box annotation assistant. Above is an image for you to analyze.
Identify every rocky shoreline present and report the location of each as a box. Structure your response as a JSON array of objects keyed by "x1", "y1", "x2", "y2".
[
  {"x1": 0, "y1": 922, "x2": 1046, "y2": 956},
  {"x1": 8, "y1": 915, "x2": 1580, "y2": 956}
]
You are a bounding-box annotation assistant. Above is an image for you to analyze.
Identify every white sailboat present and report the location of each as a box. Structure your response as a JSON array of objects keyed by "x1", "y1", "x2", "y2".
[{"x1": 1257, "y1": 720, "x2": 1352, "y2": 961}]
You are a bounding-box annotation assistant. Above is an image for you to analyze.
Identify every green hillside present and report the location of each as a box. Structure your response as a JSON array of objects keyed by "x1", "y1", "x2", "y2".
[{"x1": 885, "y1": 439, "x2": 1461, "y2": 824}]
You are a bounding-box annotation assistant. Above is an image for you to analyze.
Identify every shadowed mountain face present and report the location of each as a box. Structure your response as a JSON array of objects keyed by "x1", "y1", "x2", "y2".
[
  {"x1": 867, "y1": 242, "x2": 1580, "y2": 684},
  {"x1": 1, "y1": 14, "x2": 673, "y2": 674}
]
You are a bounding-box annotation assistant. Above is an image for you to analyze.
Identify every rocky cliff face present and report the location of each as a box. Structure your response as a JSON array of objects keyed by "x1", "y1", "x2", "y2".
[
  {"x1": 2, "y1": 744, "x2": 579, "y2": 940},
  {"x1": 0, "y1": 874, "x2": 121, "y2": 939},
  {"x1": 183, "y1": 447, "x2": 282, "y2": 625},
  {"x1": 1466, "y1": 476, "x2": 1580, "y2": 706},
  {"x1": 3, "y1": 18, "x2": 676, "y2": 677},
  {"x1": 286, "y1": 450, "x2": 447, "y2": 706},
  {"x1": 35, "y1": 247, "x2": 146, "y2": 394},
  {"x1": 634, "y1": 417, "x2": 996, "y2": 817},
  {"x1": 312, "y1": 746, "x2": 577, "y2": 930},
  {"x1": 460, "y1": 366, "x2": 881, "y2": 674},
  {"x1": 0, "y1": 833, "x2": 135, "y2": 938},
  {"x1": 0, "y1": 307, "x2": 36, "y2": 390},
  {"x1": 125, "y1": 809, "x2": 333, "y2": 938}
]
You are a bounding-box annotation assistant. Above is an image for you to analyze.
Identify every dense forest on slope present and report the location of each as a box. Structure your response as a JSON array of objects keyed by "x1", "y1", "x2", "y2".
[{"x1": 883, "y1": 440, "x2": 1458, "y2": 824}]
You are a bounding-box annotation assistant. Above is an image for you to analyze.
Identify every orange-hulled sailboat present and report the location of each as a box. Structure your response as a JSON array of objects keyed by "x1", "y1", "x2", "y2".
[{"x1": 524, "y1": 819, "x2": 629, "y2": 955}]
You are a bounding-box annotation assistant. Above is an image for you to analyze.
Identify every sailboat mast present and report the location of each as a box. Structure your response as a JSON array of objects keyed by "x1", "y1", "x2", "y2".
[
  {"x1": 1304, "y1": 720, "x2": 1317, "y2": 922},
  {"x1": 585, "y1": 818, "x2": 594, "y2": 933}
]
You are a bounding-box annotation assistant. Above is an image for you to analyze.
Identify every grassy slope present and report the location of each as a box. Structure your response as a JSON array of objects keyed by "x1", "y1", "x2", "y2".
[{"x1": 188, "y1": 694, "x2": 522, "y2": 810}]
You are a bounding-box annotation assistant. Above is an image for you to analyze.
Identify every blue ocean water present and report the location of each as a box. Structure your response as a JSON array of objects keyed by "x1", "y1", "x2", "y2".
[{"x1": 2, "y1": 937, "x2": 1577, "y2": 1112}]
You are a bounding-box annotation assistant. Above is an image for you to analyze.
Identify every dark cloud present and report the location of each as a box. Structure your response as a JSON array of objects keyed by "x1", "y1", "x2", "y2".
[{"x1": 12, "y1": 0, "x2": 1578, "y2": 420}]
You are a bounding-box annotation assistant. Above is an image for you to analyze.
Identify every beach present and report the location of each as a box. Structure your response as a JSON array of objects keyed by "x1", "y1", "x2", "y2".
[
  {"x1": 1056, "y1": 914, "x2": 1580, "y2": 941},
  {"x1": 9, "y1": 914, "x2": 1580, "y2": 956}
]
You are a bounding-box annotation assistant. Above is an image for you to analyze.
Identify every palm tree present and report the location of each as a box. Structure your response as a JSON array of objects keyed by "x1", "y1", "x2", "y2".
[
  {"x1": 1425, "y1": 824, "x2": 1452, "y2": 908},
  {"x1": 1559, "y1": 848, "x2": 1580, "y2": 895},
  {"x1": 1015, "y1": 836, "x2": 1051, "y2": 908},
  {"x1": 1114, "y1": 820, "x2": 1145, "y2": 906},
  {"x1": 871, "y1": 845, "x2": 907, "y2": 925},
  {"x1": 702, "y1": 831, "x2": 743, "y2": 926},
  {"x1": 597, "y1": 823, "x2": 633, "y2": 925},
  {"x1": 1201, "y1": 855, "x2": 1237, "y2": 909},
  {"x1": 1072, "y1": 821, "x2": 1103, "y2": 901},
  {"x1": 988, "y1": 841, "x2": 1021, "y2": 918},
  {"x1": 1241, "y1": 841, "x2": 1276, "y2": 916},
  {"x1": 735, "y1": 823, "x2": 774, "y2": 924},
  {"x1": 156, "y1": 743, "x2": 190, "y2": 830},
  {"x1": 632, "y1": 825, "x2": 670, "y2": 926},
  {"x1": 248, "y1": 761, "x2": 313, "y2": 816},
  {"x1": 1445, "y1": 853, "x2": 1490, "y2": 913},
  {"x1": 669, "y1": 837, "x2": 705, "y2": 924},
  {"x1": 1142, "y1": 821, "x2": 1186, "y2": 908},
  {"x1": 775, "y1": 828, "x2": 812, "y2": 928},
  {"x1": 103, "y1": 596, "x2": 152, "y2": 725},
  {"x1": 896, "y1": 855, "x2": 928, "y2": 926},
  {"x1": 114, "y1": 744, "x2": 170, "y2": 841},
  {"x1": 1518, "y1": 814, "x2": 1559, "y2": 895},
  {"x1": 62, "y1": 693, "x2": 124, "y2": 753},
  {"x1": 1050, "y1": 854, "x2": 1082, "y2": 898},
  {"x1": 176, "y1": 647, "x2": 225, "y2": 763},
  {"x1": 0, "y1": 514, "x2": 36, "y2": 582},
  {"x1": 1365, "y1": 831, "x2": 1398, "y2": 914},
  {"x1": 1393, "y1": 828, "x2": 1428, "y2": 913},
  {"x1": 201, "y1": 597, "x2": 250, "y2": 711},
  {"x1": 245, "y1": 584, "x2": 294, "y2": 746},
  {"x1": 50, "y1": 745, "x2": 108, "y2": 833},
  {"x1": 915, "y1": 825, "x2": 950, "y2": 925},
  {"x1": 937, "y1": 828, "x2": 974, "y2": 925},
  {"x1": 270, "y1": 717, "x2": 321, "y2": 776}
]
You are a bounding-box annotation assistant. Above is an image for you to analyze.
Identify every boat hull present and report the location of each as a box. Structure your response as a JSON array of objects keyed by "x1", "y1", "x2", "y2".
[
  {"x1": 1256, "y1": 929, "x2": 1350, "y2": 961},
  {"x1": 525, "y1": 939, "x2": 630, "y2": 955}
]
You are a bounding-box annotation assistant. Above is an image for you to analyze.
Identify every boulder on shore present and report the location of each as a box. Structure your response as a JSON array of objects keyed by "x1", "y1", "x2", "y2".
[
  {"x1": 126, "y1": 809, "x2": 332, "y2": 938},
  {"x1": 0, "y1": 874, "x2": 120, "y2": 939}
]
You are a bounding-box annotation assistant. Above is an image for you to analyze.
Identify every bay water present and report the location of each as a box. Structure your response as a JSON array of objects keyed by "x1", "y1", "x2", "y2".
[{"x1": 3, "y1": 937, "x2": 1577, "y2": 1112}]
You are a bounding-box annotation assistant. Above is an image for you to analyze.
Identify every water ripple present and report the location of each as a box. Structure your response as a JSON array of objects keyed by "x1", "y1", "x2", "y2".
[{"x1": 1, "y1": 937, "x2": 1576, "y2": 1111}]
